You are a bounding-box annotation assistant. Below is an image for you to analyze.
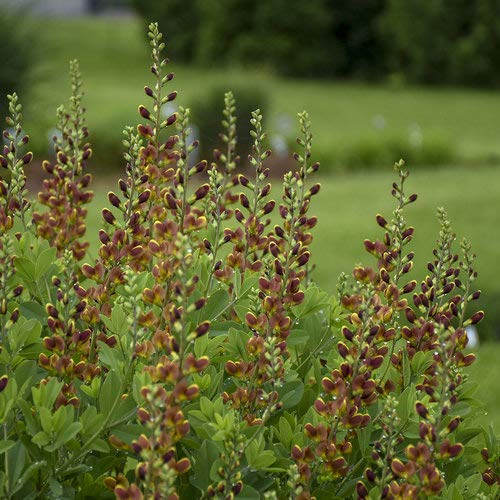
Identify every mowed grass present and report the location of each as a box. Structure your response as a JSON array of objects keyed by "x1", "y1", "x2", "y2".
[
  {"x1": 23, "y1": 16, "x2": 500, "y2": 166},
  {"x1": 84, "y1": 165, "x2": 500, "y2": 431}
]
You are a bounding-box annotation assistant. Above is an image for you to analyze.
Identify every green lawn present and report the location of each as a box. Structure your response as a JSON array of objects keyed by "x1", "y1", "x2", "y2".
[
  {"x1": 84, "y1": 165, "x2": 500, "y2": 431},
  {"x1": 23, "y1": 16, "x2": 500, "y2": 168}
]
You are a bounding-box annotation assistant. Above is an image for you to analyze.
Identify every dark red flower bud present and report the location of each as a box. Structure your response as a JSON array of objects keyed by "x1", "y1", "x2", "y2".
[
  {"x1": 415, "y1": 402, "x2": 428, "y2": 418},
  {"x1": 262, "y1": 200, "x2": 275, "y2": 215},
  {"x1": 403, "y1": 281, "x2": 417, "y2": 294},
  {"x1": 144, "y1": 86, "x2": 154, "y2": 97},
  {"x1": 166, "y1": 91, "x2": 177, "y2": 102},
  {"x1": 102, "y1": 208, "x2": 116, "y2": 225},
  {"x1": 107, "y1": 192, "x2": 121, "y2": 208},
  {"x1": 195, "y1": 321, "x2": 210, "y2": 337},
  {"x1": 166, "y1": 113, "x2": 177, "y2": 126},
  {"x1": 194, "y1": 184, "x2": 210, "y2": 201},
  {"x1": 137, "y1": 190, "x2": 151, "y2": 204},
  {"x1": 356, "y1": 481, "x2": 368, "y2": 498},
  {"x1": 297, "y1": 252, "x2": 310, "y2": 267},
  {"x1": 309, "y1": 183, "x2": 321, "y2": 196},
  {"x1": 376, "y1": 214, "x2": 387, "y2": 228},
  {"x1": 0, "y1": 375, "x2": 8, "y2": 392},
  {"x1": 469, "y1": 310, "x2": 484, "y2": 325},
  {"x1": 138, "y1": 105, "x2": 151, "y2": 119},
  {"x1": 22, "y1": 152, "x2": 33, "y2": 164},
  {"x1": 240, "y1": 193, "x2": 250, "y2": 208}
]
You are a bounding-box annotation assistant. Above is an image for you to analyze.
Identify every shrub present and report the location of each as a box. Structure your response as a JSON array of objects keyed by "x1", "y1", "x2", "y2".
[
  {"x1": 188, "y1": 83, "x2": 269, "y2": 167},
  {"x1": 0, "y1": 8, "x2": 33, "y2": 117},
  {"x1": 131, "y1": 0, "x2": 200, "y2": 61},
  {"x1": 0, "y1": 22, "x2": 498, "y2": 499},
  {"x1": 380, "y1": 0, "x2": 500, "y2": 86}
]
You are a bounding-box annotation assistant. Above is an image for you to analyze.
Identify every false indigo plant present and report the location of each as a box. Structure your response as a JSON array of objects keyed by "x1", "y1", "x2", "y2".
[{"x1": 0, "y1": 22, "x2": 498, "y2": 500}]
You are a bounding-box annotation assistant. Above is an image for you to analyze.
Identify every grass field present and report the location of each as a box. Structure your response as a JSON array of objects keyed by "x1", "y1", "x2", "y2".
[
  {"x1": 22, "y1": 16, "x2": 500, "y2": 168},
  {"x1": 85, "y1": 166, "x2": 500, "y2": 431},
  {"x1": 13, "y1": 15, "x2": 500, "y2": 431}
]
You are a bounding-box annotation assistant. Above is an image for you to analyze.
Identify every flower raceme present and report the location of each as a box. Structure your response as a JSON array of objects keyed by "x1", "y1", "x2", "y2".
[{"x1": 0, "y1": 21, "x2": 497, "y2": 500}]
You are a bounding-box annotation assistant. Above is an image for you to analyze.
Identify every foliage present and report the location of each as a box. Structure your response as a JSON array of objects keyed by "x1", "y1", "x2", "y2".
[
  {"x1": 132, "y1": 0, "x2": 500, "y2": 86},
  {"x1": 188, "y1": 84, "x2": 269, "y2": 165},
  {"x1": 380, "y1": 0, "x2": 500, "y2": 86},
  {"x1": 0, "y1": 22, "x2": 499, "y2": 500},
  {"x1": 0, "y1": 8, "x2": 33, "y2": 117},
  {"x1": 130, "y1": 0, "x2": 200, "y2": 62}
]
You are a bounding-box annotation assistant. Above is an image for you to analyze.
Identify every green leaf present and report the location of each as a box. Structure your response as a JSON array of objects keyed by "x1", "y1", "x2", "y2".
[
  {"x1": 411, "y1": 350, "x2": 434, "y2": 376},
  {"x1": 238, "y1": 484, "x2": 260, "y2": 500},
  {"x1": 50, "y1": 422, "x2": 82, "y2": 450},
  {"x1": 18, "y1": 301, "x2": 46, "y2": 322},
  {"x1": 14, "y1": 257, "x2": 36, "y2": 282},
  {"x1": 278, "y1": 417, "x2": 293, "y2": 448},
  {"x1": 6, "y1": 441, "x2": 26, "y2": 488},
  {"x1": 278, "y1": 380, "x2": 304, "y2": 409},
  {"x1": 35, "y1": 246, "x2": 57, "y2": 279},
  {"x1": 239, "y1": 271, "x2": 259, "y2": 297},
  {"x1": 190, "y1": 440, "x2": 221, "y2": 491},
  {"x1": 32, "y1": 377, "x2": 63, "y2": 409},
  {"x1": 292, "y1": 285, "x2": 330, "y2": 318},
  {"x1": 0, "y1": 440, "x2": 15, "y2": 454},
  {"x1": 97, "y1": 340, "x2": 124, "y2": 372},
  {"x1": 203, "y1": 289, "x2": 230, "y2": 321},
  {"x1": 99, "y1": 369, "x2": 121, "y2": 418},
  {"x1": 402, "y1": 348, "x2": 411, "y2": 388}
]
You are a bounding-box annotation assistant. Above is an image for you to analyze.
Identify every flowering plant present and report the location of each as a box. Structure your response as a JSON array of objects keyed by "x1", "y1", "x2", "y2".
[{"x1": 0, "y1": 23, "x2": 498, "y2": 500}]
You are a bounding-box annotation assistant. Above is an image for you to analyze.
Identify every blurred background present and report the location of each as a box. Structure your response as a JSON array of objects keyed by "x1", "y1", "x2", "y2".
[{"x1": 0, "y1": 0, "x2": 499, "y2": 428}]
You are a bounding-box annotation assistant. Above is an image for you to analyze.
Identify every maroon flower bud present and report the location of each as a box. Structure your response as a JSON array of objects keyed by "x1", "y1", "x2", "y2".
[
  {"x1": 163, "y1": 192, "x2": 177, "y2": 209},
  {"x1": 471, "y1": 290, "x2": 481, "y2": 300},
  {"x1": 10, "y1": 309, "x2": 19, "y2": 323},
  {"x1": 274, "y1": 259, "x2": 284, "y2": 275},
  {"x1": 107, "y1": 192, "x2": 121, "y2": 208},
  {"x1": 365, "y1": 468, "x2": 376, "y2": 482},
  {"x1": 194, "y1": 184, "x2": 210, "y2": 201},
  {"x1": 408, "y1": 193, "x2": 418, "y2": 203},
  {"x1": 469, "y1": 310, "x2": 484, "y2": 325},
  {"x1": 22, "y1": 152, "x2": 33, "y2": 164},
  {"x1": 448, "y1": 417, "x2": 461, "y2": 432},
  {"x1": 415, "y1": 402, "x2": 428, "y2": 418},
  {"x1": 166, "y1": 113, "x2": 177, "y2": 126},
  {"x1": 262, "y1": 200, "x2": 275, "y2": 215},
  {"x1": 12, "y1": 285, "x2": 23, "y2": 297},
  {"x1": 297, "y1": 252, "x2": 310, "y2": 267},
  {"x1": 356, "y1": 482, "x2": 368, "y2": 498},
  {"x1": 402, "y1": 227, "x2": 414, "y2": 239},
  {"x1": 405, "y1": 308, "x2": 416, "y2": 324},
  {"x1": 166, "y1": 91, "x2": 177, "y2": 102},
  {"x1": 144, "y1": 86, "x2": 154, "y2": 97},
  {"x1": 137, "y1": 189, "x2": 151, "y2": 204},
  {"x1": 138, "y1": 105, "x2": 151, "y2": 119},
  {"x1": 376, "y1": 214, "x2": 387, "y2": 228},
  {"x1": 402, "y1": 280, "x2": 417, "y2": 294},
  {"x1": 195, "y1": 321, "x2": 210, "y2": 337},
  {"x1": 260, "y1": 183, "x2": 271, "y2": 198},
  {"x1": 309, "y1": 183, "x2": 321, "y2": 196},
  {"x1": 342, "y1": 326, "x2": 354, "y2": 341},
  {"x1": 0, "y1": 375, "x2": 8, "y2": 392},
  {"x1": 338, "y1": 341, "x2": 349, "y2": 358},
  {"x1": 239, "y1": 193, "x2": 250, "y2": 208},
  {"x1": 275, "y1": 225, "x2": 285, "y2": 238},
  {"x1": 102, "y1": 208, "x2": 116, "y2": 225}
]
